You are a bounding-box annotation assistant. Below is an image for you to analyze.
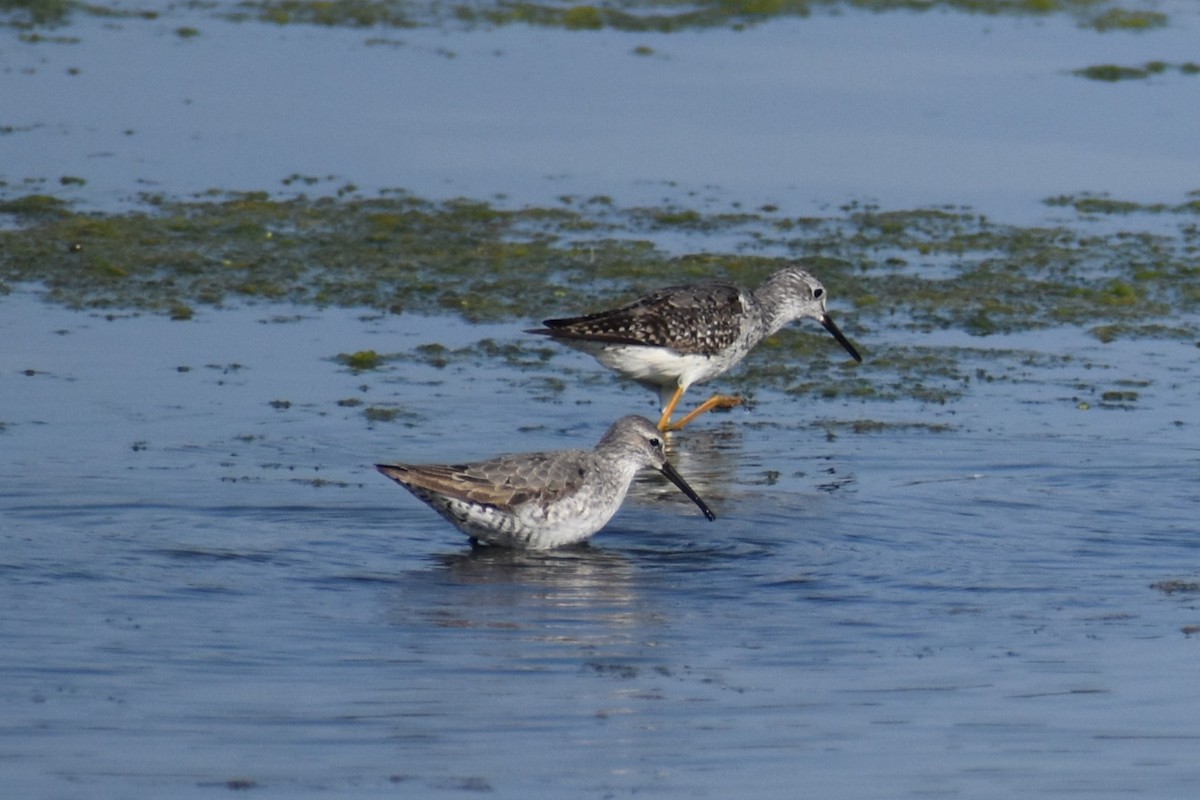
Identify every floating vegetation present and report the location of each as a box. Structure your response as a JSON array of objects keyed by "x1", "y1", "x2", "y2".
[
  {"x1": 169, "y1": 303, "x2": 194, "y2": 320},
  {"x1": 2, "y1": 187, "x2": 1198, "y2": 333},
  {"x1": 1073, "y1": 61, "x2": 1200, "y2": 82},
  {"x1": 220, "y1": 0, "x2": 1186, "y2": 34},
  {"x1": 3, "y1": 184, "x2": 1199, "y2": 407},
  {"x1": 0, "y1": 0, "x2": 1184, "y2": 33},
  {"x1": 1085, "y1": 7, "x2": 1167, "y2": 32},
  {"x1": 249, "y1": 0, "x2": 418, "y2": 28},
  {"x1": 0, "y1": 193, "x2": 71, "y2": 218},
  {"x1": 1100, "y1": 389, "x2": 1138, "y2": 405},
  {"x1": 362, "y1": 403, "x2": 423, "y2": 425},
  {"x1": 814, "y1": 418, "x2": 954, "y2": 435},
  {"x1": 1, "y1": 0, "x2": 76, "y2": 27},
  {"x1": 363, "y1": 405, "x2": 402, "y2": 422},
  {"x1": 0, "y1": 0, "x2": 159, "y2": 29},
  {"x1": 336, "y1": 349, "x2": 386, "y2": 371},
  {"x1": 1045, "y1": 191, "x2": 1200, "y2": 215},
  {"x1": 1151, "y1": 580, "x2": 1200, "y2": 595}
]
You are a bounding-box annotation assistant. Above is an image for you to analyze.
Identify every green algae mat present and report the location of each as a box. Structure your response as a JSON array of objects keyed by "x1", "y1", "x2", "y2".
[
  {"x1": 0, "y1": 0, "x2": 1178, "y2": 34},
  {"x1": 3, "y1": 188, "x2": 1197, "y2": 407}
]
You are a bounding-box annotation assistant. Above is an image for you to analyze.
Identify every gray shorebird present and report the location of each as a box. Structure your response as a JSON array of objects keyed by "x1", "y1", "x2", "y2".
[
  {"x1": 527, "y1": 264, "x2": 863, "y2": 431},
  {"x1": 375, "y1": 415, "x2": 715, "y2": 549}
]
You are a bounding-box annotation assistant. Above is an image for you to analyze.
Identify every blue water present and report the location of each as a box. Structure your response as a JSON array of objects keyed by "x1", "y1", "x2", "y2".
[
  {"x1": 3, "y1": 291, "x2": 1199, "y2": 798},
  {"x1": 4, "y1": 4, "x2": 1200, "y2": 796},
  {"x1": 3, "y1": 5, "x2": 1200, "y2": 219}
]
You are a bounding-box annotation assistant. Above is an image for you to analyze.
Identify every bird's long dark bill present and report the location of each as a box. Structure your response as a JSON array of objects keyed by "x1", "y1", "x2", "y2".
[
  {"x1": 821, "y1": 314, "x2": 863, "y2": 363},
  {"x1": 659, "y1": 462, "x2": 716, "y2": 521}
]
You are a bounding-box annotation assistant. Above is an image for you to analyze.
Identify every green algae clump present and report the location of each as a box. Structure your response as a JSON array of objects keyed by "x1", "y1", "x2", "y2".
[
  {"x1": 562, "y1": 5, "x2": 604, "y2": 29},
  {"x1": 338, "y1": 349, "x2": 385, "y2": 371}
]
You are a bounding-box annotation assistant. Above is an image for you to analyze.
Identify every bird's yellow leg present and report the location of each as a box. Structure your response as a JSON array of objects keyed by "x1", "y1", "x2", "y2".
[
  {"x1": 656, "y1": 385, "x2": 687, "y2": 432},
  {"x1": 666, "y1": 394, "x2": 743, "y2": 432}
]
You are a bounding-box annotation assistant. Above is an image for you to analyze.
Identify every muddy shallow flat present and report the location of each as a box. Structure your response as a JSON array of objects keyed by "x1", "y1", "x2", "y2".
[{"x1": 3, "y1": 291, "x2": 1199, "y2": 797}]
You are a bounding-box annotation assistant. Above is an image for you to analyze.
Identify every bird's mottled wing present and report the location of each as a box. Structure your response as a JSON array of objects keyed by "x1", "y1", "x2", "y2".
[
  {"x1": 377, "y1": 451, "x2": 589, "y2": 511},
  {"x1": 533, "y1": 281, "x2": 749, "y2": 356}
]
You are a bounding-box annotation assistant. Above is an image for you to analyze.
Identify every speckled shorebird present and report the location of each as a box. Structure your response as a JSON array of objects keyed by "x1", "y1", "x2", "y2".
[
  {"x1": 527, "y1": 264, "x2": 863, "y2": 431},
  {"x1": 375, "y1": 415, "x2": 715, "y2": 549}
]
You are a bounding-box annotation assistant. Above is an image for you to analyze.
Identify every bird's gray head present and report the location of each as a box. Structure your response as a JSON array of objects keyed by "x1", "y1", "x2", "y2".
[
  {"x1": 760, "y1": 264, "x2": 862, "y2": 362},
  {"x1": 760, "y1": 265, "x2": 830, "y2": 326},
  {"x1": 598, "y1": 415, "x2": 716, "y2": 521},
  {"x1": 600, "y1": 415, "x2": 670, "y2": 469}
]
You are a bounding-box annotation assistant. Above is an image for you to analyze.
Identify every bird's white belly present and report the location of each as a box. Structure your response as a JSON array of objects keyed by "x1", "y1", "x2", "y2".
[
  {"x1": 441, "y1": 484, "x2": 631, "y2": 550},
  {"x1": 515, "y1": 489, "x2": 627, "y2": 548},
  {"x1": 589, "y1": 344, "x2": 715, "y2": 390}
]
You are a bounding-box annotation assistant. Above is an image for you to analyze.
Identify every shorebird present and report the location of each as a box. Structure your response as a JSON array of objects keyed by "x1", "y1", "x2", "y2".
[
  {"x1": 375, "y1": 415, "x2": 715, "y2": 549},
  {"x1": 527, "y1": 264, "x2": 862, "y2": 431}
]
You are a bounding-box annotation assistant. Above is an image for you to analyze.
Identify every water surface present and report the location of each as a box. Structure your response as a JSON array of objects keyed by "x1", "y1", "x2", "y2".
[
  {"x1": 3, "y1": 292, "x2": 1198, "y2": 797},
  {"x1": 3, "y1": 7, "x2": 1199, "y2": 218},
  {"x1": 3, "y1": 4, "x2": 1200, "y2": 797}
]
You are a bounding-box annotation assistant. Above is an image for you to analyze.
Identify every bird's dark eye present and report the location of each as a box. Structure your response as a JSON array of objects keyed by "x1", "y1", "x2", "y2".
[
  {"x1": 649, "y1": 437, "x2": 662, "y2": 449},
  {"x1": 813, "y1": 288, "x2": 824, "y2": 299}
]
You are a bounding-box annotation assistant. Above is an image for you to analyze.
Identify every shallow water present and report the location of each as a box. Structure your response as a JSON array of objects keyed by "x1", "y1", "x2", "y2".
[
  {"x1": 5, "y1": 3, "x2": 1200, "y2": 796},
  {"x1": 3, "y1": 290, "x2": 1199, "y2": 797},
  {"x1": 4, "y1": 7, "x2": 1200, "y2": 218}
]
